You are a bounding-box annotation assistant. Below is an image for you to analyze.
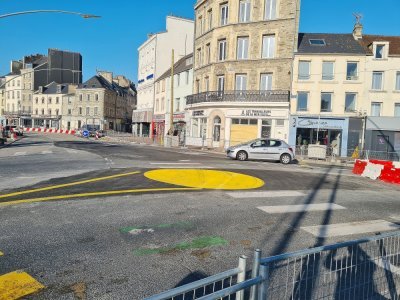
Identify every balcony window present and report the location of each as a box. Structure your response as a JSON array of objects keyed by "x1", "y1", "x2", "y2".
[
  {"x1": 322, "y1": 62, "x2": 334, "y2": 80},
  {"x1": 264, "y1": 0, "x2": 276, "y2": 20},
  {"x1": 217, "y1": 76, "x2": 225, "y2": 93},
  {"x1": 346, "y1": 62, "x2": 358, "y2": 80},
  {"x1": 262, "y1": 35, "x2": 275, "y2": 59},
  {"x1": 321, "y1": 92, "x2": 332, "y2": 112},
  {"x1": 371, "y1": 102, "x2": 382, "y2": 116},
  {"x1": 298, "y1": 61, "x2": 310, "y2": 80},
  {"x1": 297, "y1": 92, "x2": 308, "y2": 111},
  {"x1": 260, "y1": 73, "x2": 272, "y2": 91},
  {"x1": 235, "y1": 74, "x2": 247, "y2": 91},
  {"x1": 239, "y1": 0, "x2": 251, "y2": 23},
  {"x1": 372, "y1": 72, "x2": 383, "y2": 90},
  {"x1": 345, "y1": 93, "x2": 356, "y2": 112},
  {"x1": 237, "y1": 37, "x2": 249, "y2": 60},
  {"x1": 220, "y1": 4, "x2": 228, "y2": 26}
]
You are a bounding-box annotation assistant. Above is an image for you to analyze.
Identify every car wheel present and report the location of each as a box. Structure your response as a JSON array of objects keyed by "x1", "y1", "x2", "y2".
[
  {"x1": 237, "y1": 151, "x2": 248, "y2": 161},
  {"x1": 280, "y1": 153, "x2": 292, "y2": 164}
]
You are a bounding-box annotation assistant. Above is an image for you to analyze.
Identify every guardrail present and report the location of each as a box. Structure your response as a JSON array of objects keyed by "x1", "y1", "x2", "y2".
[{"x1": 145, "y1": 231, "x2": 400, "y2": 299}]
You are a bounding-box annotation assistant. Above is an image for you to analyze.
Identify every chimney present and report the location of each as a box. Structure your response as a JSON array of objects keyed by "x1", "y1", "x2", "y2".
[
  {"x1": 38, "y1": 86, "x2": 43, "y2": 93},
  {"x1": 56, "y1": 84, "x2": 62, "y2": 93},
  {"x1": 352, "y1": 14, "x2": 363, "y2": 40},
  {"x1": 98, "y1": 71, "x2": 113, "y2": 84}
]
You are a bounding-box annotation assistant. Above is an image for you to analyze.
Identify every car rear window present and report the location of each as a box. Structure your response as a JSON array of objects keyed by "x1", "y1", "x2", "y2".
[{"x1": 269, "y1": 140, "x2": 282, "y2": 147}]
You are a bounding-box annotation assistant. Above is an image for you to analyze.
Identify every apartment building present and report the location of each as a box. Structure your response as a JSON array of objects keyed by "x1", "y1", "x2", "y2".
[
  {"x1": 134, "y1": 16, "x2": 194, "y2": 137},
  {"x1": 0, "y1": 77, "x2": 5, "y2": 125},
  {"x1": 186, "y1": 0, "x2": 300, "y2": 149},
  {"x1": 290, "y1": 32, "x2": 366, "y2": 156},
  {"x1": 153, "y1": 54, "x2": 193, "y2": 145}
]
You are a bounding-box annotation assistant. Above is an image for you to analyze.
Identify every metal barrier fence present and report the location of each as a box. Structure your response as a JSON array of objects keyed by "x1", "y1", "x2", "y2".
[{"x1": 146, "y1": 231, "x2": 400, "y2": 300}]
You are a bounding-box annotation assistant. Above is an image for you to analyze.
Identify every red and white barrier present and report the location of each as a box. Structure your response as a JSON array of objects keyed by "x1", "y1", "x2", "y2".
[
  {"x1": 23, "y1": 127, "x2": 76, "y2": 135},
  {"x1": 353, "y1": 159, "x2": 400, "y2": 185}
]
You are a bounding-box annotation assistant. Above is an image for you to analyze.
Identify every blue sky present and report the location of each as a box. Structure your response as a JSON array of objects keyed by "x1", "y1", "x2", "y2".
[{"x1": 1, "y1": 0, "x2": 400, "y2": 83}]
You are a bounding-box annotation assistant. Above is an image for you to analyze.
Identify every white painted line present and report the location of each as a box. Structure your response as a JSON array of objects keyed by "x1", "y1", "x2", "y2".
[
  {"x1": 301, "y1": 220, "x2": 400, "y2": 238},
  {"x1": 227, "y1": 191, "x2": 306, "y2": 199},
  {"x1": 258, "y1": 203, "x2": 346, "y2": 214},
  {"x1": 150, "y1": 162, "x2": 202, "y2": 165},
  {"x1": 41, "y1": 151, "x2": 53, "y2": 155},
  {"x1": 179, "y1": 160, "x2": 191, "y2": 162},
  {"x1": 14, "y1": 152, "x2": 27, "y2": 156}
]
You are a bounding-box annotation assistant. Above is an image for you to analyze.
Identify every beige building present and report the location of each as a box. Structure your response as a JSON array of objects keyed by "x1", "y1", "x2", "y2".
[
  {"x1": 0, "y1": 77, "x2": 5, "y2": 118},
  {"x1": 290, "y1": 32, "x2": 367, "y2": 156},
  {"x1": 68, "y1": 72, "x2": 136, "y2": 131},
  {"x1": 186, "y1": 0, "x2": 300, "y2": 149}
]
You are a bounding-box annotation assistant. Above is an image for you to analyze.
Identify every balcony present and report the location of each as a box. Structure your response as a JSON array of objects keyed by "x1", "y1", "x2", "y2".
[
  {"x1": 3, "y1": 110, "x2": 32, "y2": 117},
  {"x1": 186, "y1": 90, "x2": 290, "y2": 105}
]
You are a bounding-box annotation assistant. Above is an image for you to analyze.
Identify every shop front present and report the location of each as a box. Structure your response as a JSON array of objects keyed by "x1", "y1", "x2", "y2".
[
  {"x1": 186, "y1": 106, "x2": 290, "y2": 150},
  {"x1": 365, "y1": 117, "x2": 400, "y2": 153},
  {"x1": 289, "y1": 116, "x2": 355, "y2": 157},
  {"x1": 152, "y1": 114, "x2": 165, "y2": 145},
  {"x1": 132, "y1": 109, "x2": 153, "y2": 137}
]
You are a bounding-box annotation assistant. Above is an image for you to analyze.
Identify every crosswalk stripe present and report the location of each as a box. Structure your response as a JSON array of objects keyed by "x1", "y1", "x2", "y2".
[
  {"x1": 301, "y1": 220, "x2": 400, "y2": 238},
  {"x1": 0, "y1": 271, "x2": 44, "y2": 299},
  {"x1": 258, "y1": 203, "x2": 346, "y2": 214},
  {"x1": 13, "y1": 152, "x2": 27, "y2": 156},
  {"x1": 227, "y1": 191, "x2": 306, "y2": 198}
]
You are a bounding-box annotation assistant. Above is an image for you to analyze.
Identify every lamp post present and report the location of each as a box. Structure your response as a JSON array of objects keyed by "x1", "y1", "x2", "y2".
[{"x1": 0, "y1": 10, "x2": 100, "y2": 19}]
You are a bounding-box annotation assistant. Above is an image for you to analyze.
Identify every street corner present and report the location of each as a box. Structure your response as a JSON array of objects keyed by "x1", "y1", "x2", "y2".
[{"x1": 144, "y1": 169, "x2": 265, "y2": 190}]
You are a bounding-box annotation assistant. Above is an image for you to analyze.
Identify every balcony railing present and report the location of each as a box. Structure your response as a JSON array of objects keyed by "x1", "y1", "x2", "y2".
[
  {"x1": 3, "y1": 110, "x2": 32, "y2": 116},
  {"x1": 186, "y1": 90, "x2": 290, "y2": 105}
]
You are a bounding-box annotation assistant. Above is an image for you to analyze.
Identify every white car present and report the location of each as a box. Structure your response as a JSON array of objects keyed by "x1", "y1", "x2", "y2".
[{"x1": 226, "y1": 138, "x2": 295, "y2": 164}]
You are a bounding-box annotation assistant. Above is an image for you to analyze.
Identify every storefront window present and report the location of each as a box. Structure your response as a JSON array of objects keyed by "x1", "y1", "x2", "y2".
[
  {"x1": 213, "y1": 116, "x2": 221, "y2": 142},
  {"x1": 261, "y1": 120, "x2": 271, "y2": 138},
  {"x1": 200, "y1": 118, "x2": 207, "y2": 139},
  {"x1": 192, "y1": 119, "x2": 199, "y2": 137}
]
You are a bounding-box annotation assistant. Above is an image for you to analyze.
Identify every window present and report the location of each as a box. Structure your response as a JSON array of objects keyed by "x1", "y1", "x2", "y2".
[
  {"x1": 175, "y1": 98, "x2": 180, "y2": 112},
  {"x1": 217, "y1": 76, "x2": 225, "y2": 92},
  {"x1": 239, "y1": 0, "x2": 251, "y2": 23},
  {"x1": 206, "y1": 43, "x2": 211, "y2": 64},
  {"x1": 35, "y1": 109, "x2": 38, "y2": 115},
  {"x1": 396, "y1": 72, "x2": 400, "y2": 91},
  {"x1": 196, "y1": 80, "x2": 201, "y2": 93},
  {"x1": 161, "y1": 80, "x2": 165, "y2": 92},
  {"x1": 372, "y1": 72, "x2": 383, "y2": 90},
  {"x1": 17, "y1": 80, "x2": 20, "y2": 87},
  {"x1": 237, "y1": 37, "x2": 249, "y2": 59},
  {"x1": 197, "y1": 48, "x2": 202, "y2": 66},
  {"x1": 186, "y1": 71, "x2": 190, "y2": 85},
  {"x1": 371, "y1": 102, "x2": 382, "y2": 116},
  {"x1": 264, "y1": 0, "x2": 276, "y2": 20},
  {"x1": 297, "y1": 92, "x2": 308, "y2": 111},
  {"x1": 56, "y1": 97, "x2": 59, "y2": 104},
  {"x1": 321, "y1": 93, "x2": 332, "y2": 112},
  {"x1": 345, "y1": 93, "x2": 356, "y2": 112},
  {"x1": 41, "y1": 97, "x2": 44, "y2": 104},
  {"x1": 346, "y1": 62, "x2": 358, "y2": 80},
  {"x1": 213, "y1": 116, "x2": 221, "y2": 142},
  {"x1": 276, "y1": 119, "x2": 285, "y2": 126},
  {"x1": 218, "y1": 39, "x2": 227, "y2": 61},
  {"x1": 79, "y1": 94, "x2": 83, "y2": 101},
  {"x1": 198, "y1": 16, "x2": 203, "y2": 35},
  {"x1": 235, "y1": 74, "x2": 247, "y2": 91},
  {"x1": 262, "y1": 35, "x2": 275, "y2": 58},
  {"x1": 35, "y1": 97, "x2": 38, "y2": 104},
  {"x1": 86, "y1": 107, "x2": 90, "y2": 115},
  {"x1": 56, "y1": 109, "x2": 59, "y2": 116},
  {"x1": 322, "y1": 62, "x2": 334, "y2": 80},
  {"x1": 41, "y1": 109, "x2": 44, "y2": 115},
  {"x1": 208, "y1": 10, "x2": 213, "y2": 30},
  {"x1": 205, "y1": 77, "x2": 209, "y2": 92},
  {"x1": 309, "y1": 39, "x2": 326, "y2": 46},
  {"x1": 298, "y1": 61, "x2": 310, "y2": 80},
  {"x1": 48, "y1": 97, "x2": 52, "y2": 104},
  {"x1": 48, "y1": 109, "x2": 52, "y2": 115},
  {"x1": 394, "y1": 104, "x2": 400, "y2": 117},
  {"x1": 375, "y1": 45, "x2": 385, "y2": 59},
  {"x1": 68, "y1": 109, "x2": 72, "y2": 115},
  {"x1": 161, "y1": 97, "x2": 165, "y2": 110},
  {"x1": 87, "y1": 94, "x2": 90, "y2": 101},
  {"x1": 79, "y1": 107, "x2": 82, "y2": 115},
  {"x1": 220, "y1": 3, "x2": 229, "y2": 26},
  {"x1": 95, "y1": 94, "x2": 99, "y2": 101},
  {"x1": 260, "y1": 73, "x2": 272, "y2": 90},
  {"x1": 176, "y1": 74, "x2": 180, "y2": 87},
  {"x1": 155, "y1": 99, "x2": 159, "y2": 112},
  {"x1": 94, "y1": 107, "x2": 98, "y2": 115},
  {"x1": 16, "y1": 91, "x2": 20, "y2": 99}
]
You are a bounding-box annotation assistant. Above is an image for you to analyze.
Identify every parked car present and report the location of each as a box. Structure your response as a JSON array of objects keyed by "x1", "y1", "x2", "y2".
[
  {"x1": 226, "y1": 138, "x2": 295, "y2": 164},
  {"x1": 4, "y1": 126, "x2": 22, "y2": 137}
]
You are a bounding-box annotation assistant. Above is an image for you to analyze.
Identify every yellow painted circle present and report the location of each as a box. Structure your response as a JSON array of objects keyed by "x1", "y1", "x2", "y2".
[{"x1": 144, "y1": 169, "x2": 264, "y2": 190}]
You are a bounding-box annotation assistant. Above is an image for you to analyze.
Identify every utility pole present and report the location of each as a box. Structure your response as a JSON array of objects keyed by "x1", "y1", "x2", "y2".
[{"x1": 169, "y1": 49, "x2": 174, "y2": 135}]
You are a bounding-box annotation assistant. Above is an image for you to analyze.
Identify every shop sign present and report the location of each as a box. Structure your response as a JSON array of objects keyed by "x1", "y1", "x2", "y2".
[
  {"x1": 132, "y1": 110, "x2": 153, "y2": 123},
  {"x1": 226, "y1": 109, "x2": 286, "y2": 118},
  {"x1": 153, "y1": 114, "x2": 165, "y2": 122},
  {"x1": 173, "y1": 113, "x2": 186, "y2": 121},
  {"x1": 241, "y1": 110, "x2": 271, "y2": 117},
  {"x1": 192, "y1": 110, "x2": 204, "y2": 116},
  {"x1": 294, "y1": 117, "x2": 344, "y2": 129}
]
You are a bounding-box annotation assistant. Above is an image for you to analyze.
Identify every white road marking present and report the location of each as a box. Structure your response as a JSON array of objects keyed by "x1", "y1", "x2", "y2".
[
  {"x1": 150, "y1": 162, "x2": 202, "y2": 165},
  {"x1": 41, "y1": 150, "x2": 53, "y2": 155},
  {"x1": 14, "y1": 152, "x2": 27, "y2": 156},
  {"x1": 66, "y1": 149, "x2": 78, "y2": 154},
  {"x1": 227, "y1": 191, "x2": 306, "y2": 199},
  {"x1": 178, "y1": 152, "x2": 206, "y2": 156},
  {"x1": 179, "y1": 160, "x2": 191, "y2": 162},
  {"x1": 301, "y1": 220, "x2": 400, "y2": 238},
  {"x1": 258, "y1": 203, "x2": 346, "y2": 214}
]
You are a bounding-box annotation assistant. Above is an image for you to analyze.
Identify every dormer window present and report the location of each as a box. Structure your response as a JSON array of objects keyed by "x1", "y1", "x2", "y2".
[{"x1": 375, "y1": 45, "x2": 385, "y2": 59}]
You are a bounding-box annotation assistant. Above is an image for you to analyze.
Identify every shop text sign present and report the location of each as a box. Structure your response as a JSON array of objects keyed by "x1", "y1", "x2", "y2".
[
  {"x1": 294, "y1": 117, "x2": 344, "y2": 129},
  {"x1": 241, "y1": 110, "x2": 271, "y2": 117}
]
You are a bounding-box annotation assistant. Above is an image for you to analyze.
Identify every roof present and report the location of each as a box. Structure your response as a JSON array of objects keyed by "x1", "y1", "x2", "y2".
[
  {"x1": 41, "y1": 82, "x2": 69, "y2": 94},
  {"x1": 359, "y1": 35, "x2": 400, "y2": 56},
  {"x1": 78, "y1": 75, "x2": 135, "y2": 97},
  {"x1": 297, "y1": 33, "x2": 365, "y2": 55},
  {"x1": 156, "y1": 53, "x2": 193, "y2": 82}
]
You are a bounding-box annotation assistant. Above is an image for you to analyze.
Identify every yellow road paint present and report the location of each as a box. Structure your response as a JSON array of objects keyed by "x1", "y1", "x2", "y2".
[
  {"x1": 0, "y1": 171, "x2": 141, "y2": 199},
  {"x1": 0, "y1": 271, "x2": 44, "y2": 300},
  {"x1": 144, "y1": 169, "x2": 264, "y2": 190},
  {"x1": 0, "y1": 187, "x2": 201, "y2": 207},
  {"x1": 0, "y1": 252, "x2": 3, "y2": 256}
]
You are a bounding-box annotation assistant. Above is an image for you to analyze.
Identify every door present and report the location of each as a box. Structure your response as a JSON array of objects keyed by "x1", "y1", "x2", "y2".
[
  {"x1": 266, "y1": 139, "x2": 284, "y2": 160},
  {"x1": 248, "y1": 139, "x2": 269, "y2": 160}
]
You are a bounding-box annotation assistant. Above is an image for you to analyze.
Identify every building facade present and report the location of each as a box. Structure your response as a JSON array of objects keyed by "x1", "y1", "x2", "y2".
[
  {"x1": 186, "y1": 0, "x2": 300, "y2": 149},
  {"x1": 134, "y1": 16, "x2": 194, "y2": 137},
  {"x1": 290, "y1": 32, "x2": 367, "y2": 157},
  {"x1": 153, "y1": 54, "x2": 193, "y2": 145}
]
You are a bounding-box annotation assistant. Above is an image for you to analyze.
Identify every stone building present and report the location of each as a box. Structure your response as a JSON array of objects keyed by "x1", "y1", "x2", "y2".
[{"x1": 186, "y1": 0, "x2": 300, "y2": 149}]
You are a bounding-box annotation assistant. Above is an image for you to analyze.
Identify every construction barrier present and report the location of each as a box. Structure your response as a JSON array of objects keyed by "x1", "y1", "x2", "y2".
[
  {"x1": 23, "y1": 127, "x2": 76, "y2": 135},
  {"x1": 353, "y1": 159, "x2": 400, "y2": 185}
]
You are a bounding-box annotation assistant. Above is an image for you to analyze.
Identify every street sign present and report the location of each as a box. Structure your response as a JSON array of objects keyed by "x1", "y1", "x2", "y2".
[{"x1": 82, "y1": 130, "x2": 89, "y2": 138}]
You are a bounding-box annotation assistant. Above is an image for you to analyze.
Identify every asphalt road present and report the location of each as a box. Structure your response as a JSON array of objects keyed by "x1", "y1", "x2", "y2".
[{"x1": 1, "y1": 133, "x2": 400, "y2": 299}]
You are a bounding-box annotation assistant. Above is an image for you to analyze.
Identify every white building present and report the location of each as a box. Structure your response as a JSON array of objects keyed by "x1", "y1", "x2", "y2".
[{"x1": 133, "y1": 16, "x2": 194, "y2": 137}]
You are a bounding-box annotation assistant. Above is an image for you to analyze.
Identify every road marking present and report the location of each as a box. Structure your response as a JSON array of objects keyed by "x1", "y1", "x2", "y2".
[
  {"x1": 0, "y1": 251, "x2": 3, "y2": 256},
  {"x1": 227, "y1": 191, "x2": 306, "y2": 198},
  {"x1": 0, "y1": 171, "x2": 141, "y2": 199},
  {"x1": 258, "y1": 203, "x2": 346, "y2": 214},
  {"x1": 301, "y1": 220, "x2": 400, "y2": 238},
  {"x1": 150, "y1": 162, "x2": 202, "y2": 165},
  {"x1": 41, "y1": 150, "x2": 53, "y2": 155},
  {"x1": 66, "y1": 149, "x2": 78, "y2": 154},
  {"x1": 144, "y1": 169, "x2": 264, "y2": 190},
  {"x1": 0, "y1": 271, "x2": 45, "y2": 299},
  {"x1": 179, "y1": 160, "x2": 191, "y2": 162},
  {"x1": 13, "y1": 152, "x2": 27, "y2": 156},
  {"x1": 0, "y1": 187, "x2": 201, "y2": 206}
]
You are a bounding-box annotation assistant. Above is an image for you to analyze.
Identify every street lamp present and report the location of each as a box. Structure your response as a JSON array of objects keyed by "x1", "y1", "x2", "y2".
[{"x1": 0, "y1": 10, "x2": 100, "y2": 19}]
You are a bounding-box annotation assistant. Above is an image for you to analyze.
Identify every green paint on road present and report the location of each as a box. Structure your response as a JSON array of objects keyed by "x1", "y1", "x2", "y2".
[
  {"x1": 133, "y1": 236, "x2": 228, "y2": 256},
  {"x1": 120, "y1": 221, "x2": 193, "y2": 234}
]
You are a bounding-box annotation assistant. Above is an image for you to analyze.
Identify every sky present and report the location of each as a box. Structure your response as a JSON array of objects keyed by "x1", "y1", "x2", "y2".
[{"x1": 1, "y1": 0, "x2": 400, "y2": 83}]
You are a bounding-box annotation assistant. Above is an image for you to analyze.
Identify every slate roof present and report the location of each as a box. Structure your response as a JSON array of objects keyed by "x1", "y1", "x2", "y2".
[
  {"x1": 78, "y1": 75, "x2": 135, "y2": 97},
  {"x1": 156, "y1": 53, "x2": 193, "y2": 82},
  {"x1": 359, "y1": 35, "x2": 400, "y2": 56},
  {"x1": 298, "y1": 33, "x2": 366, "y2": 54},
  {"x1": 41, "y1": 82, "x2": 69, "y2": 94}
]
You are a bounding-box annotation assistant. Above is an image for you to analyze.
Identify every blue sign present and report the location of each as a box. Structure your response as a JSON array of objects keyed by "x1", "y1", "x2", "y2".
[{"x1": 82, "y1": 130, "x2": 89, "y2": 138}]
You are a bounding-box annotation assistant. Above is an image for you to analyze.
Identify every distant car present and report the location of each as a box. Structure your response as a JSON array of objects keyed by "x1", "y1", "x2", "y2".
[
  {"x1": 226, "y1": 138, "x2": 295, "y2": 164},
  {"x1": 4, "y1": 126, "x2": 23, "y2": 137}
]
